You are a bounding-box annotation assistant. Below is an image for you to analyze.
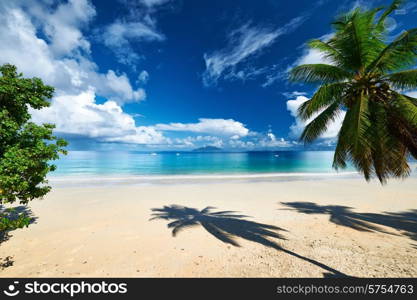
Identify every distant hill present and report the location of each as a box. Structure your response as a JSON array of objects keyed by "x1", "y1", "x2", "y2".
[{"x1": 192, "y1": 146, "x2": 223, "y2": 152}]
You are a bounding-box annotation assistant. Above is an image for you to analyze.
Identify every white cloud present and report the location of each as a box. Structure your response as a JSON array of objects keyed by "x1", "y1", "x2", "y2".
[
  {"x1": 171, "y1": 135, "x2": 225, "y2": 148},
  {"x1": 97, "y1": 0, "x2": 170, "y2": 67},
  {"x1": 203, "y1": 16, "x2": 306, "y2": 86},
  {"x1": 31, "y1": 89, "x2": 167, "y2": 144},
  {"x1": 100, "y1": 20, "x2": 164, "y2": 65},
  {"x1": 138, "y1": 70, "x2": 150, "y2": 84},
  {"x1": 102, "y1": 70, "x2": 146, "y2": 104},
  {"x1": 257, "y1": 130, "x2": 292, "y2": 148},
  {"x1": 228, "y1": 139, "x2": 255, "y2": 149},
  {"x1": 155, "y1": 118, "x2": 250, "y2": 138},
  {"x1": 28, "y1": 0, "x2": 96, "y2": 56},
  {"x1": 169, "y1": 131, "x2": 293, "y2": 150},
  {"x1": 0, "y1": 1, "x2": 145, "y2": 105},
  {"x1": 292, "y1": 33, "x2": 334, "y2": 66},
  {"x1": 0, "y1": 0, "x2": 155, "y2": 146},
  {"x1": 295, "y1": 48, "x2": 330, "y2": 65},
  {"x1": 282, "y1": 91, "x2": 307, "y2": 98},
  {"x1": 286, "y1": 95, "x2": 345, "y2": 140}
]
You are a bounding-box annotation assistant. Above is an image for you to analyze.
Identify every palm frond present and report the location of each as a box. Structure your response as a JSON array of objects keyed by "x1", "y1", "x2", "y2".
[
  {"x1": 290, "y1": 64, "x2": 352, "y2": 84},
  {"x1": 333, "y1": 93, "x2": 372, "y2": 179},
  {"x1": 386, "y1": 94, "x2": 417, "y2": 159},
  {"x1": 307, "y1": 39, "x2": 341, "y2": 65},
  {"x1": 385, "y1": 69, "x2": 417, "y2": 90},
  {"x1": 331, "y1": 8, "x2": 385, "y2": 70},
  {"x1": 366, "y1": 101, "x2": 410, "y2": 183},
  {"x1": 298, "y1": 83, "x2": 346, "y2": 121},
  {"x1": 300, "y1": 102, "x2": 343, "y2": 143},
  {"x1": 404, "y1": 94, "x2": 417, "y2": 106},
  {"x1": 367, "y1": 28, "x2": 417, "y2": 72},
  {"x1": 393, "y1": 93, "x2": 417, "y2": 125}
]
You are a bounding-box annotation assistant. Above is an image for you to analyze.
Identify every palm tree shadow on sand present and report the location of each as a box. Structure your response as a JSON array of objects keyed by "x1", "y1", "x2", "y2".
[
  {"x1": 150, "y1": 205, "x2": 348, "y2": 277},
  {"x1": 280, "y1": 202, "x2": 417, "y2": 242}
]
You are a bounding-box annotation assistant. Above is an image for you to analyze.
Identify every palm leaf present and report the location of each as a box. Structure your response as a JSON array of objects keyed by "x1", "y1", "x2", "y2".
[
  {"x1": 331, "y1": 8, "x2": 385, "y2": 70},
  {"x1": 290, "y1": 64, "x2": 351, "y2": 84},
  {"x1": 333, "y1": 93, "x2": 372, "y2": 179},
  {"x1": 298, "y1": 83, "x2": 346, "y2": 121},
  {"x1": 300, "y1": 102, "x2": 343, "y2": 143},
  {"x1": 367, "y1": 28, "x2": 417, "y2": 72},
  {"x1": 394, "y1": 93, "x2": 417, "y2": 125},
  {"x1": 307, "y1": 39, "x2": 341, "y2": 65},
  {"x1": 385, "y1": 69, "x2": 417, "y2": 90},
  {"x1": 366, "y1": 101, "x2": 408, "y2": 182}
]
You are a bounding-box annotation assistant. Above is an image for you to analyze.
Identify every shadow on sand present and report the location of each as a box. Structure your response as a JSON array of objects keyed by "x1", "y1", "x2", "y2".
[
  {"x1": 0, "y1": 205, "x2": 37, "y2": 270},
  {"x1": 150, "y1": 205, "x2": 348, "y2": 277},
  {"x1": 280, "y1": 202, "x2": 417, "y2": 242}
]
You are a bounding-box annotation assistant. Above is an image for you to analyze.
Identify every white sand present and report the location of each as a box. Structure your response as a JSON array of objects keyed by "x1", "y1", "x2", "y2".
[{"x1": 0, "y1": 177, "x2": 416, "y2": 277}]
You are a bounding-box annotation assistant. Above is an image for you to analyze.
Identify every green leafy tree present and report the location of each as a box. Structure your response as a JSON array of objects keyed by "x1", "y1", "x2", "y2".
[
  {"x1": 290, "y1": 0, "x2": 417, "y2": 183},
  {"x1": 0, "y1": 64, "x2": 67, "y2": 207}
]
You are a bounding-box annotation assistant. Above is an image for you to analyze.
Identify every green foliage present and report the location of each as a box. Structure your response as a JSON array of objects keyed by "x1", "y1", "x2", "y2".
[
  {"x1": 290, "y1": 64, "x2": 352, "y2": 84},
  {"x1": 0, "y1": 207, "x2": 31, "y2": 232},
  {"x1": 0, "y1": 64, "x2": 67, "y2": 204},
  {"x1": 289, "y1": 0, "x2": 417, "y2": 183}
]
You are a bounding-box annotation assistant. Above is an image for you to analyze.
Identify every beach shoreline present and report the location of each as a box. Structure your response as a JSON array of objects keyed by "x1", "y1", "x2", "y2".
[
  {"x1": 1, "y1": 177, "x2": 416, "y2": 277},
  {"x1": 47, "y1": 170, "x2": 363, "y2": 188}
]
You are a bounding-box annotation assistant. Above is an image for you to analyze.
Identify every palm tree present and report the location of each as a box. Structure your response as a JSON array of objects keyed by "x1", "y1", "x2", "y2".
[{"x1": 289, "y1": 0, "x2": 417, "y2": 183}]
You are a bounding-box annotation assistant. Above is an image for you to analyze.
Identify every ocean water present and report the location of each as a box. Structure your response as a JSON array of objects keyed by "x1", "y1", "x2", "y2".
[
  {"x1": 51, "y1": 150, "x2": 354, "y2": 177},
  {"x1": 47, "y1": 151, "x2": 416, "y2": 187}
]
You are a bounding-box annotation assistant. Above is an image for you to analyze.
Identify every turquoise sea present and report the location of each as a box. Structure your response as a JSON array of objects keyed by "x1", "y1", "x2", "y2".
[
  {"x1": 49, "y1": 150, "x2": 417, "y2": 186},
  {"x1": 52, "y1": 150, "x2": 354, "y2": 177}
]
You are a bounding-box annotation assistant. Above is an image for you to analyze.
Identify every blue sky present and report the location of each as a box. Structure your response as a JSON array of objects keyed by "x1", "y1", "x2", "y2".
[{"x1": 1, "y1": 0, "x2": 416, "y2": 151}]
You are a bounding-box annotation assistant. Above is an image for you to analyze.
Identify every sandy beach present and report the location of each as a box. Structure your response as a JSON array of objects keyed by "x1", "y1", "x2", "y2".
[{"x1": 0, "y1": 177, "x2": 416, "y2": 278}]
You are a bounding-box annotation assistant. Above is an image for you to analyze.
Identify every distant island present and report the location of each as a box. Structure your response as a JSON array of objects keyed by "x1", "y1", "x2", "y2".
[{"x1": 192, "y1": 146, "x2": 223, "y2": 152}]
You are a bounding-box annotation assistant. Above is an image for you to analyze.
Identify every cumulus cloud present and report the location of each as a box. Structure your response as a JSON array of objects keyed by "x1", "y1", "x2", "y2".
[
  {"x1": 292, "y1": 47, "x2": 332, "y2": 66},
  {"x1": 0, "y1": 1, "x2": 145, "y2": 105},
  {"x1": 0, "y1": 0, "x2": 158, "y2": 145},
  {"x1": 171, "y1": 135, "x2": 225, "y2": 148},
  {"x1": 292, "y1": 33, "x2": 335, "y2": 67},
  {"x1": 286, "y1": 95, "x2": 345, "y2": 140},
  {"x1": 282, "y1": 91, "x2": 307, "y2": 98},
  {"x1": 101, "y1": 70, "x2": 146, "y2": 104},
  {"x1": 202, "y1": 16, "x2": 306, "y2": 86},
  {"x1": 167, "y1": 130, "x2": 292, "y2": 150},
  {"x1": 31, "y1": 89, "x2": 166, "y2": 144},
  {"x1": 228, "y1": 139, "x2": 255, "y2": 149},
  {"x1": 259, "y1": 131, "x2": 293, "y2": 148},
  {"x1": 28, "y1": 0, "x2": 96, "y2": 56},
  {"x1": 155, "y1": 118, "x2": 250, "y2": 138}
]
